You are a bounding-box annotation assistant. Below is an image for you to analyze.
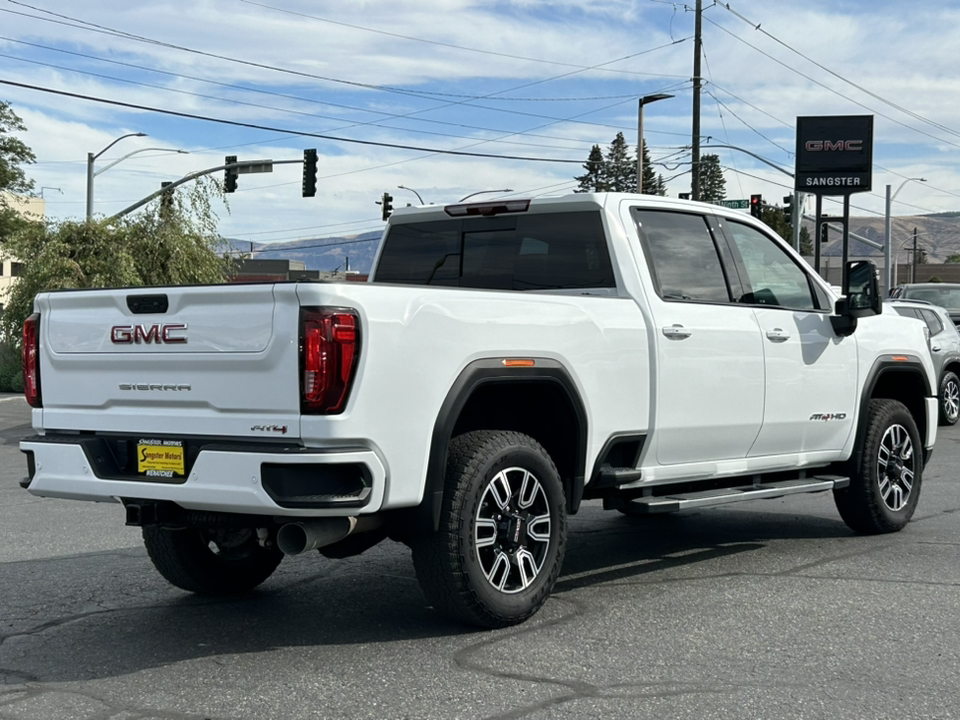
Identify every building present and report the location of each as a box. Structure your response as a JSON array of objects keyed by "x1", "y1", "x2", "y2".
[
  {"x1": 0, "y1": 192, "x2": 44, "y2": 315},
  {"x1": 227, "y1": 258, "x2": 368, "y2": 283}
]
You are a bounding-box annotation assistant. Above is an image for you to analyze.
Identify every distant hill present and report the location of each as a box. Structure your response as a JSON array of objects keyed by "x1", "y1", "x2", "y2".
[
  {"x1": 224, "y1": 213, "x2": 960, "y2": 273},
  {"x1": 226, "y1": 230, "x2": 383, "y2": 274},
  {"x1": 810, "y1": 213, "x2": 960, "y2": 262}
]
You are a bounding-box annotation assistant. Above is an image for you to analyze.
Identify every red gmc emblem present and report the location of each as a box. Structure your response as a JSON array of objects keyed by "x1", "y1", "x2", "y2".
[
  {"x1": 805, "y1": 140, "x2": 863, "y2": 152},
  {"x1": 111, "y1": 324, "x2": 188, "y2": 344}
]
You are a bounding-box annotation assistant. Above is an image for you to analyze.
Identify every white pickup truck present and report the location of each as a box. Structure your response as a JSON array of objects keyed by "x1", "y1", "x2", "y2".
[{"x1": 20, "y1": 193, "x2": 937, "y2": 628}]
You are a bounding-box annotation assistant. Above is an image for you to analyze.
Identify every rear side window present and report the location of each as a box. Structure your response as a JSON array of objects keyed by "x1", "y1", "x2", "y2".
[
  {"x1": 374, "y1": 211, "x2": 615, "y2": 291},
  {"x1": 633, "y1": 209, "x2": 731, "y2": 303},
  {"x1": 919, "y1": 308, "x2": 945, "y2": 336},
  {"x1": 893, "y1": 305, "x2": 944, "y2": 336}
]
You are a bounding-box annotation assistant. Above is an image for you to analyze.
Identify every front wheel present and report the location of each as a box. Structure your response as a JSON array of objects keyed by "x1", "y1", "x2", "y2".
[
  {"x1": 939, "y1": 371, "x2": 959, "y2": 426},
  {"x1": 834, "y1": 399, "x2": 923, "y2": 534},
  {"x1": 411, "y1": 430, "x2": 567, "y2": 628},
  {"x1": 143, "y1": 526, "x2": 283, "y2": 595}
]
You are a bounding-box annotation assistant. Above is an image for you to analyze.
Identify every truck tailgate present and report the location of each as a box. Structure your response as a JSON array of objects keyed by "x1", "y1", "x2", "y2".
[{"x1": 34, "y1": 283, "x2": 303, "y2": 438}]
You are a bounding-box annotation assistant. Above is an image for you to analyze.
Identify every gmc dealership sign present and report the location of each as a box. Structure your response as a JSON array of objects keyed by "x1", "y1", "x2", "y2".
[{"x1": 795, "y1": 115, "x2": 873, "y2": 195}]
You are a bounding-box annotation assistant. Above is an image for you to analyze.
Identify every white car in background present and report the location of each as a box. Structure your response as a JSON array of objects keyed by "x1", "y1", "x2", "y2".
[{"x1": 887, "y1": 298, "x2": 960, "y2": 425}]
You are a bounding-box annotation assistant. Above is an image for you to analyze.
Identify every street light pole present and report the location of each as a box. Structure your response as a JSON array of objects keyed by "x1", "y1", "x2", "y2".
[
  {"x1": 397, "y1": 185, "x2": 424, "y2": 204},
  {"x1": 86, "y1": 132, "x2": 147, "y2": 220},
  {"x1": 94, "y1": 147, "x2": 188, "y2": 177},
  {"x1": 636, "y1": 93, "x2": 674, "y2": 193},
  {"x1": 884, "y1": 177, "x2": 926, "y2": 293},
  {"x1": 458, "y1": 189, "x2": 514, "y2": 202}
]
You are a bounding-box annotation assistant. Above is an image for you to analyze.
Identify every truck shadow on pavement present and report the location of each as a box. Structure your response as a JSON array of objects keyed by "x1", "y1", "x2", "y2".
[{"x1": 0, "y1": 504, "x2": 857, "y2": 684}]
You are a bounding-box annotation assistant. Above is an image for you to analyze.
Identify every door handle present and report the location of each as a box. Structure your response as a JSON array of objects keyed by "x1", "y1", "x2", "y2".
[
  {"x1": 932, "y1": 345, "x2": 942, "y2": 352},
  {"x1": 766, "y1": 327, "x2": 790, "y2": 342},
  {"x1": 662, "y1": 325, "x2": 691, "y2": 340}
]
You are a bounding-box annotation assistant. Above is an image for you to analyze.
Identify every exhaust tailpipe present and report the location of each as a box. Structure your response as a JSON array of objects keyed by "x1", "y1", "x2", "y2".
[{"x1": 277, "y1": 516, "x2": 381, "y2": 556}]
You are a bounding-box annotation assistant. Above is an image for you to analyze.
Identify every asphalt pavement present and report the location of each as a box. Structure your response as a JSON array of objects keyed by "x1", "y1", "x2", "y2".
[{"x1": 2, "y1": 392, "x2": 960, "y2": 720}]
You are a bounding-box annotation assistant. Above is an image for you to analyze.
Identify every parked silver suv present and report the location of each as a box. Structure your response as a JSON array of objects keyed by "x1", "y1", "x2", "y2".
[
  {"x1": 889, "y1": 283, "x2": 960, "y2": 326},
  {"x1": 887, "y1": 298, "x2": 960, "y2": 425}
]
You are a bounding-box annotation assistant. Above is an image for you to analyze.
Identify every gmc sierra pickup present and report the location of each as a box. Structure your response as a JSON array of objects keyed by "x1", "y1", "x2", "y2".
[{"x1": 20, "y1": 193, "x2": 937, "y2": 627}]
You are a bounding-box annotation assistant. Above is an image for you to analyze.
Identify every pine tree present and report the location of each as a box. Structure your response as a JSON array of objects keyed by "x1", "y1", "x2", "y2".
[
  {"x1": 639, "y1": 140, "x2": 667, "y2": 196},
  {"x1": 574, "y1": 135, "x2": 667, "y2": 195},
  {"x1": 697, "y1": 154, "x2": 726, "y2": 202},
  {"x1": 604, "y1": 132, "x2": 635, "y2": 192},
  {"x1": 574, "y1": 145, "x2": 607, "y2": 193}
]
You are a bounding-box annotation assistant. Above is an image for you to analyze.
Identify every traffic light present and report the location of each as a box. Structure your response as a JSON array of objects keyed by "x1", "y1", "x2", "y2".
[
  {"x1": 302, "y1": 148, "x2": 317, "y2": 198},
  {"x1": 750, "y1": 194, "x2": 763, "y2": 219},
  {"x1": 224, "y1": 155, "x2": 238, "y2": 193},
  {"x1": 782, "y1": 195, "x2": 793, "y2": 223},
  {"x1": 820, "y1": 222, "x2": 829, "y2": 244},
  {"x1": 381, "y1": 192, "x2": 394, "y2": 221}
]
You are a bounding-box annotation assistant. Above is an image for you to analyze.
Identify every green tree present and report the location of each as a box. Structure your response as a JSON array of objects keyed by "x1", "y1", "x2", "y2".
[
  {"x1": 575, "y1": 135, "x2": 667, "y2": 194},
  {"x1": 639, "y1": 140, "x2": 666, "y2": 196},
  {"x1": 0, "y1": 100, "x2": 37, "y2": 242},
  {"x1": 604, "y1": 132, "x2": 635, "y2": 192},
  {"x1": 0, "y1": 177, "x2": 233, "y2": 342},
  {"x1": 798, "y1": 226, "x2": 813, "y2": 256},
  {"x1": 697, "y1": 154, "x2": 726, "y2": 203},
  {"x1": 946, "y1": 254, "x2": 960, "y2": 264},
  {"x1": 0, "y1": 100, "x2": 40, "y2": 390},
  {"x1": 574, "y1": 144, "x2": 607, "y2": 192}
]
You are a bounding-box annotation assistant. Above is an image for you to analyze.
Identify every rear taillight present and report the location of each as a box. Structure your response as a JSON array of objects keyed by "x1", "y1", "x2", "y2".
[
  {"x1": 300, "y1": 308, "x2": 360, "y2": 414},
  {"x1": 22, "y1": 313, "x2": 41, "y2": 408}
]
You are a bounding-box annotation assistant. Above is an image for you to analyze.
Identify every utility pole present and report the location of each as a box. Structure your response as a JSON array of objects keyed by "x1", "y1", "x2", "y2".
[
  {"x1": 691, "y1": 0, "x2": 703, "y2": 201},
  {"x1": 912, "y1": 227, "x2": 918, "y2": 283}
]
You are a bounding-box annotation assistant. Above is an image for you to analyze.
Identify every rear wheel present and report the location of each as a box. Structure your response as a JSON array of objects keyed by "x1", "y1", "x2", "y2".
[
  {"x1": 142, "y1": 526, "x2": 283, "y2": 595},
  {"x1": 834, "y1": 399, "x2": 922, "y2": 534},
  {"x1": 939, "y1": 371, "x2": 959, "y2": 426},
  {"x1": 411, "y1": 430, "x2": 567, "y2": 628}
]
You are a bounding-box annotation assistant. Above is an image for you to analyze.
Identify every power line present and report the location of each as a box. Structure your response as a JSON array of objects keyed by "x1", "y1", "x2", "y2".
[
  {"x1": 237, "y1": 0, "x2": 692, "y2": 83},
  {"x1": 0, "y1": 51, "x2": 607, "y2": 155},
  {"x1": 716, "y1": 2, "x2": 960, "y2": 141},
  {"x1": 0, "y1": 79, "x2": 585, "y2": 164},
  {"x1": 700, "y1": 13, "x2": 960, "y2": 152},
  {"x1": 0, "y1": 29, "x2": 694, "y2": 141}
]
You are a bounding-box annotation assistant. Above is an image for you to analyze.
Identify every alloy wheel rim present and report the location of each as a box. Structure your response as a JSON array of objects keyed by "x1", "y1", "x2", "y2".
[
  {"x1": 876, "y1": 423, "x2": 915, "y2": 512},
  {"x1": 945, "y1": 379, "x2": 960, "y2": 422},
  {"x1": 474, "y1": 466, "x2": 552, "y2": 594}
]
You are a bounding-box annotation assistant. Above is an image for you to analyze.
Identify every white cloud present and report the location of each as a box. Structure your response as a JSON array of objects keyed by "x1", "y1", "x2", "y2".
[{"x1": 4, "y1": 0, "x2": 960, "y2": 241}]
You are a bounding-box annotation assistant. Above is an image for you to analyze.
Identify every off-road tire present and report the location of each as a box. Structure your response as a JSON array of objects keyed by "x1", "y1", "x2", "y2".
[
  {"x1": 834, "y1": 399, "x2": 922, "y2": 534},
  {"x1": 142, "y1": 526, "x2": 283, "y2": 595},
  {"x1": 939, "y1": 371, "x2": 960, "y2": 426},
  {"x1": 411, "y1": 430, "x2": 567, "y2": 628}
]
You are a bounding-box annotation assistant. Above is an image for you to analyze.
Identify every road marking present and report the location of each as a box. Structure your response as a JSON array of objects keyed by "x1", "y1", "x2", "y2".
[{"x1": 0, "y1": 396, "x2": 26, "y2": 403}]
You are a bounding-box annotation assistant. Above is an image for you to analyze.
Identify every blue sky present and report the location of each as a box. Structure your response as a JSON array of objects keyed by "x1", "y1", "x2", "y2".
[{"x1": 2, "y1": 0, "x2": 959, "y2": 245}]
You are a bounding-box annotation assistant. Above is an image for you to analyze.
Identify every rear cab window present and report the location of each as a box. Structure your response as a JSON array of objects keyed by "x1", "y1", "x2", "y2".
[{"x1": 373, "y1": 211, "x2": 615, "y2": 292}]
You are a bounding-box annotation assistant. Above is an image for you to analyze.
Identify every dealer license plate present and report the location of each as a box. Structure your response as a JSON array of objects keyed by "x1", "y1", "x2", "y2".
[{"x1": 137, "y1": 439, "x2": 185, "y2": 478}]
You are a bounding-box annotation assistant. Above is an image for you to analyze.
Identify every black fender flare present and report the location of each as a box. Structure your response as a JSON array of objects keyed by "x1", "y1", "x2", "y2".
[
  {"x1": 854, "y1": 353, "x2": 934, "y2": 461},
  {"x1": 413, "y1": 357, "x2": 587, "y2": 535}
]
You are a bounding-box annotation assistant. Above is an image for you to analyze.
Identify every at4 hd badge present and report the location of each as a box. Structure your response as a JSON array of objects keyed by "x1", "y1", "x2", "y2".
[{"x1": 810, "y1": 413, "x2": 848, "y2": 421}]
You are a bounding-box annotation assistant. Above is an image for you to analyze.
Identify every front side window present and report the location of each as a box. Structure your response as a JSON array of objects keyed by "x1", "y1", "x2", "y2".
[
  {"x1": 722, "y1": 221, "x2": 817, "y2": 310},
  {"x1": 633, "y1": 209, "x2": 730, "y2": 303}
]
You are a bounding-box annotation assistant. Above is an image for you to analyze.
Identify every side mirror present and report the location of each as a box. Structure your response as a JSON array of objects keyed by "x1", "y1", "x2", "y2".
[
  {"x1": 831, "y1": 260, "x2": 881, "y2": 337},
  {"x1": 842, "y1": 260, "x2": 881, "y2": 317}
]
